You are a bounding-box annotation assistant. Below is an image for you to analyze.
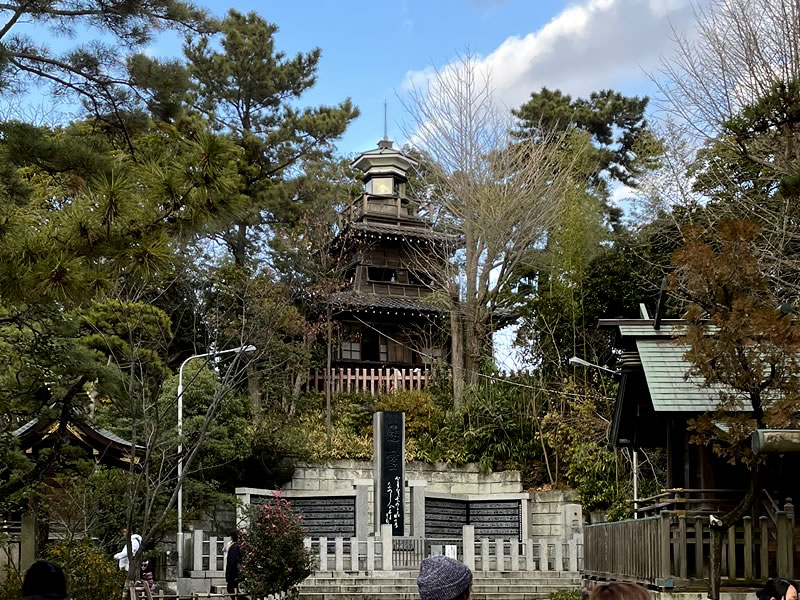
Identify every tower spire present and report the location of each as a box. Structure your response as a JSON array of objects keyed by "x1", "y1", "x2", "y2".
[{"x1": 383, "y1": 100, "x2": 388, "y2": 140}]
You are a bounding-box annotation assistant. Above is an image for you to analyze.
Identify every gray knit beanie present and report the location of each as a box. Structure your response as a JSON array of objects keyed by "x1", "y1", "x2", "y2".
[{"x1": 417, "y1": 555, "x2": 473, "y2": 600}]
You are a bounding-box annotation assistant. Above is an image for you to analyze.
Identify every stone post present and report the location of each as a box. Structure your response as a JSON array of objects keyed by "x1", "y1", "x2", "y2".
[
  {"x1": 192, "y1": 529, "x2": 203, "y2": 573},
  {"x1": 408, "y1": 480, "x2": 427, "y2": 538},
  {"x1": 353, "y1": 479, "x2": 371, "y2": 540},
  {"x1": 20, "y1": 511, "x2": 35, "y2": 572},
  {"x1": 380, "y1": 523, "x2": 393, "y2": 571},
  {"x1": 462, "y1": 525, "x2": 475, "y2": 571}
]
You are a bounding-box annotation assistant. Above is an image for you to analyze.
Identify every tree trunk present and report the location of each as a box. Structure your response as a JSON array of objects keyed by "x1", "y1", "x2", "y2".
[
  {"x1": 33, "y1": 497, "x2": 49, "y2": 559},
  {"x1": 450, "y1": 306, "x2": 465, "y2": 409},
  {"x1": 707, "y1": 466, "x2": 762, "y2": 600},
  {"x1": 463, "y1": 319, "x2": 481, "y2": 388},
  {"x1": 326, "y1": 315, "x2": 332, "y2": 450},
  {"x1": 247, "y1": 362, "x2": 261, "y2": 413},
  {"x1": 232, "y1": 222, "x2": 248, "y2": 267},
  {"x1": 709, "y1": 525, "x2": 724, "y2": 600}
]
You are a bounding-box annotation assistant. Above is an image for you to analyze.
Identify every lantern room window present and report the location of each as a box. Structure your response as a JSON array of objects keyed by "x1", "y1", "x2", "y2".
[{"x1": 366, "y1": 177, "x2": 394, "y2": 195}]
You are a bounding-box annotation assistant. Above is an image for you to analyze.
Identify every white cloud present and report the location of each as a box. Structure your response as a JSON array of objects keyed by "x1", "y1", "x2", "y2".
[{"x1": 402, "y1": 0, "x2": 702, "y2": 108}]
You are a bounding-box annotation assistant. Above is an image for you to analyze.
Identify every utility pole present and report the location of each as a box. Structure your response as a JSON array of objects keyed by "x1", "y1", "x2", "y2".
[{"x1": 326, "y1": 308, "x2": 332, "y2": 450}]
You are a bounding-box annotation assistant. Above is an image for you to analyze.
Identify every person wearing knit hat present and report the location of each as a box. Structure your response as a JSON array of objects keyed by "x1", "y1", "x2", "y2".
[{"x1": 417, "y1": 555, "x2": 473, "y2": 600}]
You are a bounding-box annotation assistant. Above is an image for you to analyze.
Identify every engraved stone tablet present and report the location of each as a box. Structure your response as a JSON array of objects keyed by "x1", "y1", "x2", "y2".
[{"x1": 373, "y1": 411, "x2": 405, "y2": 536}]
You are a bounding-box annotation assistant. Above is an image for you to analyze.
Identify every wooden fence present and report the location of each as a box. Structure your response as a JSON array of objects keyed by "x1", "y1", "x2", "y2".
[
  {"x1": 304, "y1": 367, "x2": 543, "y2": 395},
  {"x1": 305, "y1": 367, "x2": 431, "y2": 395},
  {"x1": 584, "y1": 507, "x2": 796, "y2": 590}
]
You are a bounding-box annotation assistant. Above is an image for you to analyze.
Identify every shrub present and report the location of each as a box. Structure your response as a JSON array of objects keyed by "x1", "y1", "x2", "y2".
[
  {"x1": 376, "y1": 390, "x2": 444, "y2": 437},
  {"x1": 0, "y1": 562, "x2": 22, "y2": 600},
  {"x1": 240, "y1": 492, "x2": 315, "y2": 598},
  {"x1": 550, "y1": 589, "x2": 585, "y2": 600},
  {"x1": 44, "y1": 539, "x2": 126, "y2": 600}
]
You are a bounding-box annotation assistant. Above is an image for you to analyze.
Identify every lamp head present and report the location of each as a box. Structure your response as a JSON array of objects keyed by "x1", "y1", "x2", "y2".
[{"x1": 568, "y1": 356, "x2": 592, "y2": 368}]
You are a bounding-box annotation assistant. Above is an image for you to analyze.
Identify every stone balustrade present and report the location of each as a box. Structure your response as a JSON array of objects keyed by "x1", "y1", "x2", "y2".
[{"x1": 187, "y1": 524, "x2": 582, "y2": 576}]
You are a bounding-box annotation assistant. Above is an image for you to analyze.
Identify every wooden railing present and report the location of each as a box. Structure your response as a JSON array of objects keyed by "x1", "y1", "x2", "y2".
[
  {"x1": 584, "y1": 515, "x2": 667, "y2": 586},
  {"x1": 305, "y1": 367, "x2": 431, "y2": 395},
  {"x1": 584, "y1": 506, "x2": 797, "y2": 590},
  {"x1": 635, "y1": 488, "x2": 748, "y2": 518}
]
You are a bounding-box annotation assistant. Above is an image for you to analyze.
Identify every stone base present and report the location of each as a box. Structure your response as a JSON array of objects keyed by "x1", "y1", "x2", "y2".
[{"x1": 178, "y1": 574, "x2": 227, "y2": 596}]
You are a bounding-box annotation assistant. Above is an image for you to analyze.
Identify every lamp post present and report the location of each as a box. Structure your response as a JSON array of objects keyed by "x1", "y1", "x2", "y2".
[
  {"x1": 177, "y1": 344, "x2": 256, "y2": 576},
  {"x1": 568, "y1": 356, "x2": 638, "y2": 517}
]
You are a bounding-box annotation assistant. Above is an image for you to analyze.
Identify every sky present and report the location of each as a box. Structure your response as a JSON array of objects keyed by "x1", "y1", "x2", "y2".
[{"x1": 146, "y1": 0, "x2": 701, "y2": 158}]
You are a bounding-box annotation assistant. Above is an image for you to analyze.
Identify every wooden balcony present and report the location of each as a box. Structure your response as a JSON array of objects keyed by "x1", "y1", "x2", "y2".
[
  {"x1": 344, "y1": 194, "x2": 432, "y2": 222},
  {"x1": 358, "y1": 281, "x2": 432, "y2": 298}
]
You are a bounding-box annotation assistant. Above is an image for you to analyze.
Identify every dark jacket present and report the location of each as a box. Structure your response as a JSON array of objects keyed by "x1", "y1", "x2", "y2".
[{"x1": 226, "y1": 542, "x2": 242, "y2": 584}]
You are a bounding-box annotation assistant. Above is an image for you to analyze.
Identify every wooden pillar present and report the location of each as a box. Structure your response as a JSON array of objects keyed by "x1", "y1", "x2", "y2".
[{"x1": 666, "y1": 418, "x2": 687, "y2": 488}]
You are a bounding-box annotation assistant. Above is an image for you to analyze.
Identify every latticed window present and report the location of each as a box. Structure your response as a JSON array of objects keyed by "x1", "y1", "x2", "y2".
[{"x1": 340, "y1": 341, "x2": 361, "y2": 360}]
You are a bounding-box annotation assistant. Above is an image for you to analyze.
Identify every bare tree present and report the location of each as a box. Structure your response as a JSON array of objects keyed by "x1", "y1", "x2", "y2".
[
  {"x1": 655, "y1": 0, "x2": 800, "y2": 294},
  {"x1": 654, "y1": 3, "x2": 800, "y2": 598},
  {"x1": 81, "y1": 289, "x2": 260, "y2": 593},
  {"x1": 401, "y1": 52, "x2": 580, "y2": 406}
]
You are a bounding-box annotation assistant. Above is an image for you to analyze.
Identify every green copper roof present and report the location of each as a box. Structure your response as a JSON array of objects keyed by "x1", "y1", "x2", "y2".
[{"x1": 636, "y1": 338, "x2": 743, "y2": 412}]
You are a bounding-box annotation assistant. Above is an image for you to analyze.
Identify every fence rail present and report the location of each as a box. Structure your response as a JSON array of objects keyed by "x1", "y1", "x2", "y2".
[
  {"x1": 305, "y1": 367, "x2": 431, "y2": 395},
  {"x1": 304, "y1": 367, "x2": 542, "y2": 395},
  {"x1": 301, "y1": 524, "x2": 581, "y2": 573},
  {"x1": 585, "y1": 503, "x2": 797, "y2": 590}
]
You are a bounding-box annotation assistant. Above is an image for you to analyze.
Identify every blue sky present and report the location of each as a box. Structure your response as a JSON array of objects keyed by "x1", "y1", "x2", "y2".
[{"x1": 144, "y1": 0, "x2": 701, "y2": 158}]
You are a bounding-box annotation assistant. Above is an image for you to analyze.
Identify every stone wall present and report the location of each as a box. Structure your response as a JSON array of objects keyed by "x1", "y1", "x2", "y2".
[
  {"x1": 263, "y1": 459, "x2": 582, "y2": 542},
  {"x1": 529, "y1": 490, "x2": 583, "y2": 542},
  {"x1": 282, "y1": 459, "x2": 523, "y2": 495}
]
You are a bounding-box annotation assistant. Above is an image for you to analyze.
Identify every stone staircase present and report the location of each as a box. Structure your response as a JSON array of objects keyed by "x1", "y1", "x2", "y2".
[{"x1": 297, "y1": 570, "x2": 581, "y2": 600}]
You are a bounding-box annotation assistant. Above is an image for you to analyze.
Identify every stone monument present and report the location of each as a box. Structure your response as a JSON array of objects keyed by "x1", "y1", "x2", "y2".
[{"x1": 373, "y1": 411, "x2": 405, "y2": 536}]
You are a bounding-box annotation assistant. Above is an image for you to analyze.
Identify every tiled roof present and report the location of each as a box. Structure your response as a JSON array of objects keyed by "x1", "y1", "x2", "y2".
[
  {"x1": 347, "y1": 221, "x2": 457, "y2": 243},
  {"x1": 13, "y1": 414, "x2": 145, "y2": 450},
  {"x1": 330, "y1": 291, "x2": 445, "y2": 313},
  {"x1": 636, "y1": 338, "x2": 744, "y2": 412}
]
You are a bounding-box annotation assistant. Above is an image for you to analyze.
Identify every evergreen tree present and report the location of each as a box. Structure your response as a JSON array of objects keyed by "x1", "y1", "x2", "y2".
[
  {"x1": 183, "y1": 9, "x2": 359, "y2": 266},
  {"x1": 0, "y1": 0, "x2": 211, "y2": 138}
]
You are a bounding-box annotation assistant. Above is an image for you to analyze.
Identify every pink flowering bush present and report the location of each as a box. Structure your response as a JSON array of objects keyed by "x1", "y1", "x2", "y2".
[{"x1": 239, "y1": 492, "x2": 315, "y2": 597}]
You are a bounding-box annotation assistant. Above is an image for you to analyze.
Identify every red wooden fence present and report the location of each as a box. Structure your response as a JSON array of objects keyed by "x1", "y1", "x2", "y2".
[{"x1": 305, "y1": 367, "x2": 431, "y2": 395}]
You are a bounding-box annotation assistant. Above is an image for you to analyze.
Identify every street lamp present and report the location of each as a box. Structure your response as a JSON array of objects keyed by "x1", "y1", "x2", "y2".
[
  {"x1": 568, "y1": 356, "x2": 639, "y2": 517},
  {"x1": 177, "y1": 344, "x2": 256, "y2": 576},
  {"x1": 568, "y1": 356, "x2": 617, "y2": 374}
]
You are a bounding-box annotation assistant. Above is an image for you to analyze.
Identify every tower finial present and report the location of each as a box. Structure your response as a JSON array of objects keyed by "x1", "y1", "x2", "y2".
[{"x1": 383, "y1": 100, "x2": 388, "y2": 140}]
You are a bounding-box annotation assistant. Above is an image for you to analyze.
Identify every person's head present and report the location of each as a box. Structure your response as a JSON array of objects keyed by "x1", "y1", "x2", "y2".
[
  {"x1": 22, "y1": 560, "x2": 67, "y2": 600},
  {"x1": 122, "y1": 528, "x2": 128, "y2": 538},
  {"x1": 231, "y1": 530, "x2": 240, "y2": 543},
  {"x1": 589, "y1": 582, "x2": 650, "y2": 600},
  {"x1": 758, "y1": 578, "x2": 798, "y2": 600},
  {"x1": 417, "y1": 555, "x2": 473, "y2": 600}
]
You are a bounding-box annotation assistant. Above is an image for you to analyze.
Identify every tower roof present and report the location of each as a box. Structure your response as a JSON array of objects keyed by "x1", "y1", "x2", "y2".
[{"x1": 350, "y1": 140, "x2": 419, "y2": 179}]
